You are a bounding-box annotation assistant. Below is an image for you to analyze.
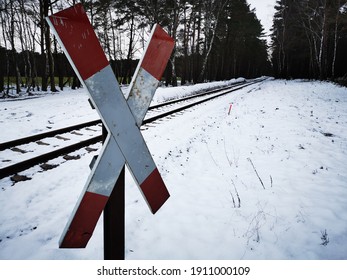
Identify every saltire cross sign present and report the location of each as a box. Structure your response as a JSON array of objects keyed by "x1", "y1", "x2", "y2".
[{"x1": 46, "y1": 3, "x2": 174, "y2": 249}]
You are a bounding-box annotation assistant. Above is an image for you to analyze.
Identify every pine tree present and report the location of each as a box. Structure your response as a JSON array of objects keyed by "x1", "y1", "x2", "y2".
[{"x1": 271, "y1": 0, "x2": 347, "y2": 80}]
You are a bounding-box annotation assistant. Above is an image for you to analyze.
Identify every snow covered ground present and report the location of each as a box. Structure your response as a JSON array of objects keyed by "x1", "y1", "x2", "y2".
[{"x1": 0, "y1": 78, "x2": 347, "y2": 260}]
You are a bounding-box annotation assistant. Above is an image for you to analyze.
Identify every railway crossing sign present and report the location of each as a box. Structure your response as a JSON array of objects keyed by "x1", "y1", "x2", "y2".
[{"x1": 47, "y1": 3, "x2": 174, "y2": 249}]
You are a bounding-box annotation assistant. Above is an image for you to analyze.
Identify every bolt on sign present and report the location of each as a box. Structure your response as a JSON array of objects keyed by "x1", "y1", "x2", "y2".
[{"x1": 46, "y1": 3, "x2": 174, "y2": 248}]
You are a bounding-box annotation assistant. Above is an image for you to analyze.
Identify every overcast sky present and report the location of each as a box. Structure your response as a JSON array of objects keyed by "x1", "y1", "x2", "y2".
[{"x1": 247, "y1": 0, "x2": 277, "y2": 38}]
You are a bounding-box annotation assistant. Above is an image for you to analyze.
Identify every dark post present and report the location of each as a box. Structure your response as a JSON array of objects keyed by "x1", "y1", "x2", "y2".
[
  {"x1": 102, "y1": 125, "x2": 125, "y2": 260},
  {"x1": 104, "y1": 168, "x2": 125, "y2": 260}
]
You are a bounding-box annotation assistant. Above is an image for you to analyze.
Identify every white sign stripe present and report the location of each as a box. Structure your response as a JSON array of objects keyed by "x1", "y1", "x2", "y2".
[
  {"x1": 86, "y1": 136, "x2": 125, "y2": 196},
  {"x1": 84, "y1": 65, "x2": 157, "y2": 185},
  {"x1": 127, "y1": 67, "x2": 160, "y2": 127}
]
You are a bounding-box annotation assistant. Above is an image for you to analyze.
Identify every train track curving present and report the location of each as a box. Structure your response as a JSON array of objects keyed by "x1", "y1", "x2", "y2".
[{"x1": 0, "y1": 78, "x2": 266, "y2": 180}]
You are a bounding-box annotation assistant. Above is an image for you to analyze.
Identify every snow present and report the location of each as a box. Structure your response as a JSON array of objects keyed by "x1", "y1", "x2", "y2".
[{"x1": 1, "y1": 78, "x2": 347, "y2": 260}]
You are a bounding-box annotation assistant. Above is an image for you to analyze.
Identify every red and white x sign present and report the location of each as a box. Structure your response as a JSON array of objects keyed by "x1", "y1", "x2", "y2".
[{"x1": 47, "y1": 4, "x2": 174, "y2": 248}]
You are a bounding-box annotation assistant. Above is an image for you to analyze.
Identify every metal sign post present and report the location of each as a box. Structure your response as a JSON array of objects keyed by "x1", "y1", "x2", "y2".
[
  {"x1": 101, "y1": 125, "x2": 125, "y2": 260},
  {"x1": 104, "y1": 167, "x2": 125, "y2": 260},
  {"x1": 46, "y1": 3, "x2": 174, "y2": 258}
]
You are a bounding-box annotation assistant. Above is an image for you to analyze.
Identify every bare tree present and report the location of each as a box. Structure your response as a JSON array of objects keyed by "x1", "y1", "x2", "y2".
[
  {"x1": 0, "y1": 1, "x2": 9, "y2": 96},
  {"x1": 39, "y1": 0, "x2": 57, "y2": 92},
  {"x1": 331, "y1": 0, "x2": 347, "y2": 78},
  {"x1": 298, "y1": 0, "x2": 331, "y2": 79},
  {"x1": 198, "y1": 0, "x2": 228, "y2": 82},
  {"x1": 16, "y1": 0, "x2": 38, "y2": 93},
  {"x1": 166, "y1": 0, "x2": 187, "y2": 86},
  {"x1": 1, "y1": 0, "x2": 21, "y2": 94}
]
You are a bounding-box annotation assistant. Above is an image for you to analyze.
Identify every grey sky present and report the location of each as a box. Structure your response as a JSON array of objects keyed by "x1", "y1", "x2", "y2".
[{"x1": 247, "y1": 0, "x2": 277, "y2": 38}]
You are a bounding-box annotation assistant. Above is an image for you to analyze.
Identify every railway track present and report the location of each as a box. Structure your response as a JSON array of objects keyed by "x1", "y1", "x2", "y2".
[{"x1": 0, "y1": 78, "x2": 265, "y2": 180}]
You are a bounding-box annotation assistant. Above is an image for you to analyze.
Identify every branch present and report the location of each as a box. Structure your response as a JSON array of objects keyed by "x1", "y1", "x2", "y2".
[{"x1": 247, "y1": 158, "x2": 265, "y2": 190}]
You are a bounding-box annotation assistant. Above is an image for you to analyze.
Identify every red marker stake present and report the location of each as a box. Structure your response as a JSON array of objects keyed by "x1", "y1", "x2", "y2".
[{"x1": 228, "y1": 103, "x2": 233, "y2": 115}]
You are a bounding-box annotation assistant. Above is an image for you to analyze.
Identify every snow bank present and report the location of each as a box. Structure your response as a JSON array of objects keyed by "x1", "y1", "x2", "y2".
[{"x1": 1, "y1": 79, "x2": 347, "y2": 259}]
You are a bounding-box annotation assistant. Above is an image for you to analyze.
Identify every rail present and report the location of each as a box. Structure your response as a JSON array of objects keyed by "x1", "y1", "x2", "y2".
[{"x1": 0, "y1": 78, "x2": 266, "y2": 179}]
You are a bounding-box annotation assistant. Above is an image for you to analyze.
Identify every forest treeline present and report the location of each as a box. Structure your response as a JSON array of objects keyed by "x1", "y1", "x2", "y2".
[
  {"x1": 0, "y1": 0, "x2": 346, "y2": 97},
  {"x1": 0, "y1": 0, "x2": 270, "y2": 95},
  {"x1": 272, "y1": 0, "x2": 347, "y2": 81}
]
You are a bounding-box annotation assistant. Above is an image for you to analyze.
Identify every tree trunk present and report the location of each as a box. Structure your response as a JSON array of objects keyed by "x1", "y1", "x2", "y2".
[
  {"x1": 40, "y1": 0, "x2": 47, "y2": 91},
  {"x1": 332, "y1": 0, "x2": 340, "y2": 78},
  {"x1": 126, "y1": 14, "x2": 135, "y2": 84},
  {"x1": 0, "y1": 48, "x2": 4, "y2": 94},
  {"x1": 318, "y1": 1, "x2": 328, "y2": 80},
  {"x1": 72, "y1": 74, "x2": 80, "y2": 90},
  {"x1": 194, "y1": 5, "x2": 202, "y2": 83},
  {"x1": 44, "y1": 0, "x2": 57, "y2": 92},
  {"x1": 170, "y1": 3, "x2": 179, "y2": 87},
  {"x1": 181, "y1": 5, "x2": 189, "y2": 85}
]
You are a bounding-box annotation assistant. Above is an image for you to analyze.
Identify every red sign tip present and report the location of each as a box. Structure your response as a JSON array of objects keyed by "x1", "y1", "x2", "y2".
[{"x1": 140, "y1": 168, "x2": 170, "y2": 214}]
